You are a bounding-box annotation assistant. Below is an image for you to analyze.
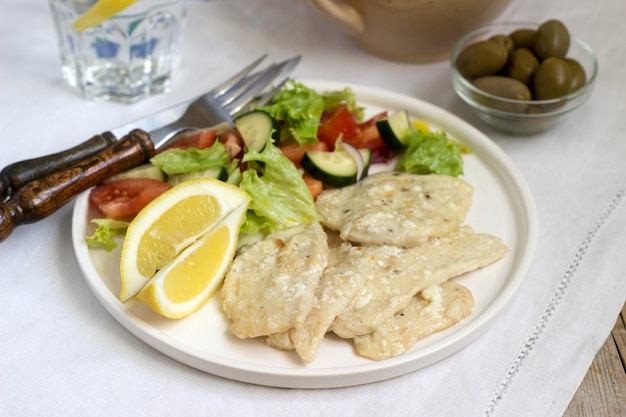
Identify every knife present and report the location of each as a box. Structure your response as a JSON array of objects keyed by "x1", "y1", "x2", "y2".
[
  {"x1": 0, "y1": 55, "x2": 299, "y2": 200},
  {"x1": 0, "y1": 56, "x2": 299, "y2": 243}
]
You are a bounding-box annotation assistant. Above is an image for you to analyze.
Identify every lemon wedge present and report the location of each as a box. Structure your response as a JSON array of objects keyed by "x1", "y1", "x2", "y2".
[
  {"x1": 119, "y1": 178, "x2": 251, "y2": 316},
  {"x1": 71, "y1": 0, "x2": 139, "y2": 32},
  {"x1": 136, "y1": 204, "x2": 249, "y2": 318}
]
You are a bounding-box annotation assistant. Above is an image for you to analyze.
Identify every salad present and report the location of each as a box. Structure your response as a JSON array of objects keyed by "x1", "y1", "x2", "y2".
[{"x1": 85, "y1": 79, "x2": 470, "y2": 250}]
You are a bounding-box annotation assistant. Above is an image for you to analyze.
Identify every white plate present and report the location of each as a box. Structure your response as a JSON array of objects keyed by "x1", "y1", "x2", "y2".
[{"x1": 72, "y1": 80, "x2": 538, "y2": 389}]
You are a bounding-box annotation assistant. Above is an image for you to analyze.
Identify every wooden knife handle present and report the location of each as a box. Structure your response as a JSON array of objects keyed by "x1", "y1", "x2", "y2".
[
  {"x1": 0, "y1": 132, "x2": 118, "y2": 200},
  {"x1": 0, "y1": 129, "x2": 155, "y2": 243}
]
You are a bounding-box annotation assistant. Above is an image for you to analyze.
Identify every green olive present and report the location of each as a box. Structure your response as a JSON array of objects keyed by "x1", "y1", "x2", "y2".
[
  {"x1": 472, "y1": 75, "x2": 533, "y2": 100},
  {"x1": 456, "y1": 40, "x2": 508, "y2": 79},
  {"x1": 533, "y1": 19, "x2": 570, "y2": 59},
  {"x1": 489, "y1": 34, "x2": 515, "y2": 55},
  {"x1": 472, "y1": 76, "x2": 532, "y2": 113},
  {"x1": 510, "y1": 28, "x2": 536, "y2": 49},
  {"x1": 566, "y1": 58, "x2": 587, "y2": 92},
  {"x1": 534, "y1": 57, "x2": 573, "y2": 100},
  {"x1": 507, "y1": 48, "x2": 540, "y2": 85}
]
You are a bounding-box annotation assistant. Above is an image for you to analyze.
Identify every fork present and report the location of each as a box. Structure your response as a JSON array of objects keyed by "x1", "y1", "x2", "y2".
[
  {"x1": 0, "y1": 55, "x2": 300, "y2": 201},
  {"x1": 0, "y1": 56, "x2": 299, "y2": 243}
]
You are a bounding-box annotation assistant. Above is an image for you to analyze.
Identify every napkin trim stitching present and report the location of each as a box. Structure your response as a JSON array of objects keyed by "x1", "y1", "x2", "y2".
[{"x1": 482, "y1": 180, "x2": 626, "y2": 417}]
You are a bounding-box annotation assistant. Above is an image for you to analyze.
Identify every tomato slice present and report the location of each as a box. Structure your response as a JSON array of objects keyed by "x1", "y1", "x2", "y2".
[
  {"x1": 156, "y1": 129, "x2": 217, "y2": 154},
  {"x1": 317, "y1": 104, "x2": 360, "y2": 149},
  {"x1": 218, "y1": 129, "x2": 244, "y2": 160},
  {"x1": 302, "y1": 172, "x2": 324, "y2": 200},
  {"x1": 89, "y1": 178, "x2": 172, "y2": 220},
  {"x1": 342, "y1": 111, "x2": 388, "y2": 152},
  {"x1": 279, "y1": 141, "x2": 329, "y2": 168}
]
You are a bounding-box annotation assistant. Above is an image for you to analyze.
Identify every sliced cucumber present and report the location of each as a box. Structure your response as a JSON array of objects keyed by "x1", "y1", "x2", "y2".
[
  {"x1": 167, "y1": 166, "x2": 228, "y2": 186},
  {"x1": 234, "y1": 110, "x2": 278, "y2": 152},
  {"x1": 376, "y1": 110, "x2": 413, "y2": 150},
  {"x1": 301, "y1": 147, "x2": 372, "y2": 188},
  {"x1": 104, "y1": 163, "x2": 165, "y2": 183}
]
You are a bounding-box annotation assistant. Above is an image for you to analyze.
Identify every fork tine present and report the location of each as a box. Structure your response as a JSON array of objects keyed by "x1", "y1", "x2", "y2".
[
  {"x1": 252, "y1": 76, "x2": 290, "y2": 107},
  {"x1": 217, "y1": 64, "x2": 277, "y2": 108},
  {"x1": 210, "y1": 54, "x2": 268, "y2": 99},
  {"x1": 222, "y1": 56, "x2": 301, "y2": 114},
  {"x1": 218, "y1": 55, "x2": 301, "y2": 107},
  {"x1": 231, "y1": 77, "x2": 290, "y2": 118}
]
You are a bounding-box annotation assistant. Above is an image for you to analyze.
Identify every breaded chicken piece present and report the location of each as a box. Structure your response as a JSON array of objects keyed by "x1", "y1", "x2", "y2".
[
  {"x1": 330, "y1": 226, "x2": 507, "y2": 338},
  {"x1": 315, "y1": 172, "x2": 473, "y2": 247},
  {"x1": 264, "y1": 229, "x2": 358, "y2": 360},
  {"x1": 289, "y1": 241, "x2": 366, "y2": 362},
  {"x1": 266, "y1": 258, "x2": 365, "y2": 361},
  {"x1": 354, "y1": 281, "x2": 474, "y2": 360},
  {"x1": 221, "y1": 222, "x2": 329, "y2": 339},
  {"x1": 265, "y1": 331, "x2": 294, "y2": 351}
]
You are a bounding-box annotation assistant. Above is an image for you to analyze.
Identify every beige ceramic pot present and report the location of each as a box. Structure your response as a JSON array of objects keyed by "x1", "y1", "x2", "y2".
[{"x1": 306, "y1": 0, "x2": 514, "y2": 63}]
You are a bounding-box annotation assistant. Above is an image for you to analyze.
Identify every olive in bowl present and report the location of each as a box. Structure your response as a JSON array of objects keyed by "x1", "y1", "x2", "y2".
[{"x1": 451, "y1": 21, "x2": 598, "y2": 135}]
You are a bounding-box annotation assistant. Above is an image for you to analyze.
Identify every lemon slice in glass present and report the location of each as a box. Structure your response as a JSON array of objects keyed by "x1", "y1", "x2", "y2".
[
  {"x1": 71, "y1": 0, "x2": 139, "y2": 32},
  {"x1": 119, "y1": 178, "x2": 251, "y2": 318}
]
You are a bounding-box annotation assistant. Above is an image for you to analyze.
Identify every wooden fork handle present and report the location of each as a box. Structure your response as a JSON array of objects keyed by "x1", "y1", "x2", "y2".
[
  {"x1": 0, "y1": 129, "x2": 155, "y2": 243},
  {"x1": 0, "y1": 132, "x2": 118, "y2": 200}
]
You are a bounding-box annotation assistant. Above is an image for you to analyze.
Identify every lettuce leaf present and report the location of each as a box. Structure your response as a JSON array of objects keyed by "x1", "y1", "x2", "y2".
[
  {"x1": 258, "y1": 80, "x2": 324, "y2": 146},
  {"x1": 224, "y1": 158, "x2": 243, "y2": 185},
  {"x1": 396, "y1": 130, "x2": 467, "y2": 177},
  {"x1": 239, "y1": 141, "x2": 321, "y2": 235},
  {"x1": 258, "y1": 79, "x2": 366, "y2": 146},
  {"x1": 84, "y1": 218, "x2": 129, "y2": 251},
  {"x1": 149, "y1": 141, "x2": 229, "y2": 175},
  {"x1": 320, "y1": 87, "x2": 365, "y2": 121}
]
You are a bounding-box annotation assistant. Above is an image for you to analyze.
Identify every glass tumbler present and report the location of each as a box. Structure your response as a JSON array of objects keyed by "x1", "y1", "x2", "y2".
[{"x1": 49, "y1": 0, "x2": 187, "y2": 103}]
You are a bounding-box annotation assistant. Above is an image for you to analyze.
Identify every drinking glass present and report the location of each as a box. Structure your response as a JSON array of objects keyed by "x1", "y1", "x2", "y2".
[{"x1": 49, "y1": 0, "x2": 187, "y2": 103}]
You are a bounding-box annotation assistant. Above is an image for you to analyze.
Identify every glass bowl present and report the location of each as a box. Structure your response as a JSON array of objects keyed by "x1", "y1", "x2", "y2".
[{"x1": 451, "y1": 22, "x2": 598, "y2": 135}]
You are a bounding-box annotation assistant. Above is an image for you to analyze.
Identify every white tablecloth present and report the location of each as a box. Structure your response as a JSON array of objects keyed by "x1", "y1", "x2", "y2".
[{"x1": 1, "y1": 1, "x2": 625, "y2": 416}]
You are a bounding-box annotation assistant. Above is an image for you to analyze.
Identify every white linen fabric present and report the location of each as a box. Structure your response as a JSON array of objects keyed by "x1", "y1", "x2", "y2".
[{"x1": 1, "y1": 0, "x2": 624, "y2": 416}]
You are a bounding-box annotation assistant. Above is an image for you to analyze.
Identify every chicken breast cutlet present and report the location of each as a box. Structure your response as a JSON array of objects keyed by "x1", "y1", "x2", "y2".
[
  {"x1": 288, "y1": 240, "x2": 366, "y2": 362},
  {"x1": 265, "y1": 254, "x2": 365, "y2": 361},
  {"x1": 221, "y1": 222, "x2": 329, "y2": 339},
  {"x1": 264, "y1": 229, "x2": 361, "y2": 361},
  {"x1": 354, "y1": 281, "x2": 474, "y2": 360},
  {"x1": 330, "y1": 226, "x2": 507, "y2": 338},
  {"x1": 315, "y1": 172, "x2": 474, "y2": 247}
]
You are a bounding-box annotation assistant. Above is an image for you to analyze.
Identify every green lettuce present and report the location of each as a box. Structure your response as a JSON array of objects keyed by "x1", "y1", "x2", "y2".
[
  {"x1": 258, "y1": 80, "x2": 324, "y2": 146},
  {"x1": 84, "y1": 218, "x2": 129, "y2": 251},
  {"x1": 149, "y1": 141, "x2": 229, "y2": 175},
  {"x1": 259, "y1": 80, "x2": 365, "y2": 146},
  {"x1": 224, "y1": 158, "x2": 243, "y2": 185},
  {"x1": 239, "y1": 141, "x2": 321, "y2": 235},
  {"x1": 320, "y1": 87, "x2": 365, "y2": 121},
  {"x1": 396, "y1": 130, "x2": 468, "y2": 177}
]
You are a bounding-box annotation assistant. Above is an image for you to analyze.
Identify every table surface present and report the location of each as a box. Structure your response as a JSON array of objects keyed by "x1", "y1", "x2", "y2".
[
  {"x1": 1, "y1": 1, "x2": 625, "y2": 416},
  {"x1": 565, "y1": 303, "x2": 626, "y2": 416}
]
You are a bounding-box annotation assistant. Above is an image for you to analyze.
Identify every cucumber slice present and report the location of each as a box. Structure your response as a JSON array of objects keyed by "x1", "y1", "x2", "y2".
[
  {"x1": 234, "y1": 110, "x2": 278, "y2": 152},
  {"x1": 167, "y1": 166, "x2": 228, "y2": 186},
  {"x1": 376, "y1": 110, "x2": 413, "y2": 150},
  {"x1": 104, "y1": 163, "x2": 165, "y2": 183},
  {"x1": 301, "y1": 147, "x2": 372, "y2": 188}
]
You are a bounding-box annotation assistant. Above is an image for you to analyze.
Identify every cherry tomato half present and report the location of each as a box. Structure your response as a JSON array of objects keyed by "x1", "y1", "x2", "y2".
[{"x1": 89, "y1": 178, "x2": 172, "y2": 220}]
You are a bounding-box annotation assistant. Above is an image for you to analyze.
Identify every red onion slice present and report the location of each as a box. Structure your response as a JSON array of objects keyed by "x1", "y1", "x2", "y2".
[{"x1": 339, "y1": 141, "x2": 365, "y2": 182}]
